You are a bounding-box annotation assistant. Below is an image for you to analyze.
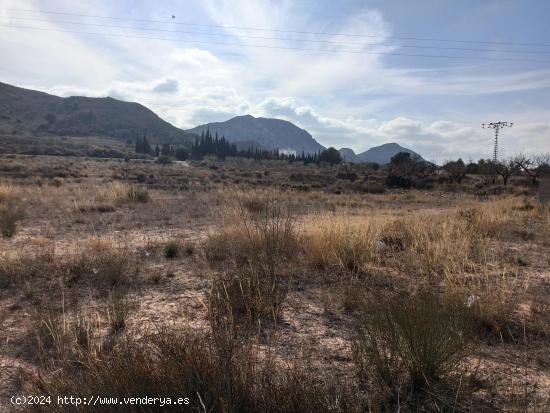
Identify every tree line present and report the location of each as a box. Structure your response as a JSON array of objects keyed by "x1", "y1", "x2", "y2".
[
  {"x1": 386, "y1": 151, "x2": 550, "y2": 187},
  {"x1": 134, "y1": 129, "x2": 344, "y2": 165}
]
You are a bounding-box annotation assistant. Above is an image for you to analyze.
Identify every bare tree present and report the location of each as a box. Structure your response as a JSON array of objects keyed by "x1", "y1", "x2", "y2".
[
  {"x1": 443, "y1": 159, "x2": 467, "y2": 184},
  {"x1": 492, "y1": 158, "x2": 519, "y2": 185},
  {"x1": 513, "y1": 153, "x2": 550, "y2": 186},
  {"x1": 413, "y1": 158, "x2": 436, "y2": 179}
]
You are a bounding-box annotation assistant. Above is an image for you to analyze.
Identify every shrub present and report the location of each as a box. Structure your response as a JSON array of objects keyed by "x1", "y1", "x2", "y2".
[
  {"x1": 0, "y1": 201, "x2": 24, "y2": 237},
  {"x1": 204, "y1": 192, "x2": 299, "y2": 271},
  {"x1": 0, "y1": 182, "x2": 24, "y2": 237},
  {"x1": 105, "y1": 290, "x2": 134, "y2": 332},
  {"x1": 0, "y1": 246, "x2": 55, "y2": 288},
  {"x1": 163, "y1": 241, "x2": 180, "y2": 258},
  {"x1": 385, "y1": 174, "x2": 412, "y2": 188},
  {"x1": 33, "y1": 307, "x2": 101, "y2": 367},
  {"x1": 184, "y1": 243, "x2": 194, "y2": 256},
  {"x1": 65, "y1": 239, "x2": 133, "y2": 289},
  {"x1": 352, "y1": 289, "x2": 474, "y2": 399},
  {"x1": 209, "y1": 264, "x2": 287, "y2": 334},
  {"x1": 363, "y1": 183, "x2": 385, "y2": 194},
  {"x1": 29, "y1": 328, "x2": 361, "y2": 413},
  {"x1": 156, "y1": 155, "x2": 172, "y2": 164},
  {"x1": 126, "y1": 185, "x2": 149, "y2": 203}
]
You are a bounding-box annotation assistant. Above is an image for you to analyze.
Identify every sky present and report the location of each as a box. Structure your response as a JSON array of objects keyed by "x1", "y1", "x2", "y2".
[{"x1": 1, "y1": 0, "x2": 549, "y2": 162}]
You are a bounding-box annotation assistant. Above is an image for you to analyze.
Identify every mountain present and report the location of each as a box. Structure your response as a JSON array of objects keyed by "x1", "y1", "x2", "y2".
[
  {"x1": 0, "y1": 82, "x2": 196, "y2": 144},
  {"x1": 339, "y1": 143, "x2": 423, "y2": 164},
  {"x1": 338, "y1": 147, "x2": 360, "y2": 163},
  {"x1": 187, "y1": 115, "x2": 325, "y2": 154}
]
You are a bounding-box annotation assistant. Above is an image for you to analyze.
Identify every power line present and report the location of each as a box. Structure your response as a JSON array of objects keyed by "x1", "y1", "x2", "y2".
[
  {"x1": 482, "y1": 122, "x2": 513, "y2": 161},
  {"x1": 8, "y1": 7, "x2": 550, "y2": 48},
  {"x1": 4, "y1": 15, "x2": 550, "y2": 55},
  {"x1": 2, "y1": 24, "x2": 550, "y2": 63}
]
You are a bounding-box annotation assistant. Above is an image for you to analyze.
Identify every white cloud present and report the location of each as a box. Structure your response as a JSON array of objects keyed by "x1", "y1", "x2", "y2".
[
  {"x1": 151, "y1": 78, "x2": 179, "y2": 93},
  {"x1": 1, "y1": 0, "x2": 549, "y2": 162}
]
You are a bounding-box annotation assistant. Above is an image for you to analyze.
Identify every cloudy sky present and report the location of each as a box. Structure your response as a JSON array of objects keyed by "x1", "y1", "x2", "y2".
[{"x1": 1, "y1": 0, "x2": 549, "y2": 162}]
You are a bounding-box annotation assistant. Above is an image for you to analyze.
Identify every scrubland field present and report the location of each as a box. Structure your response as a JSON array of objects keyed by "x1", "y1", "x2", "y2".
[{"x1": 1, "y1": 154, "x2": 549, "y2": 412}]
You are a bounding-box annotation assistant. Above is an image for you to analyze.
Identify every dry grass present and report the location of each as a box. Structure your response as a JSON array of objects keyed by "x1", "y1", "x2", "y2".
[
  {"x1": 204, "y1": 191, "x2": 300, "y2": 268},
  {"x1": 33, "y1": 305, "x2": 102, "y2": 367},
  {"x1": 300, "y1": 197, "x2": 550, "y2": 281},
  {"x1": 302, "y1": 214, "x2": 382, "y2": 273},
  {"x1": 28, "y1": 327, "x2": 361, "y2": 413},
  {"x1": 209, "y1": 264, "x2": 288, "y2": 335},
  {"x1": 206, "y1": 191, "x2": 298, "y2": 339},
  {"x1": 104, "y1": 290, "x2": 134, "y2": 332},
  {"x1": 0, "y1": 181, "x2": 24, "y2": 237},
  {"x1": 0, "y1": 237, "x2": 135, "y2": 291},
  {"x1": 74, "y1": 182, "x2": 149, "y2": 212},
  {"x1": 64, "y1": 238, "x2": 135, "y2": 289},
  {"x1": 0, "y1": 157, "x2": 548, "y2": 411}
]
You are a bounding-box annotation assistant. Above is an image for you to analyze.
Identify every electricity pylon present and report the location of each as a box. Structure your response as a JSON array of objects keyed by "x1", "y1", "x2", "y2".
[{"x1": 482, "y1": 122, "x2": 513, "y2": 162}]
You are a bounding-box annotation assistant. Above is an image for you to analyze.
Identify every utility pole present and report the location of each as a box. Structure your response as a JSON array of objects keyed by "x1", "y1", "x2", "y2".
[{"x1": 482, "y1": 122, "x2": 513, "y2": 162}]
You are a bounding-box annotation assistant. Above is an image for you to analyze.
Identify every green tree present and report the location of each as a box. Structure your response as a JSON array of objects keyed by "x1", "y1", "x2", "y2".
[
  {"x1": 318, "y1": 147, "x2": 342, "y2": 165},
  {"x1": 175, "y1": 147, "x2": 189, "y2": 161}
]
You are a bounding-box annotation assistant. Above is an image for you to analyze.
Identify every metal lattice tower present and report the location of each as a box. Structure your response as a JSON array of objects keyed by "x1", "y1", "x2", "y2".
[{"x1": 482, "y1": 122, "x2": 513, "y2": 162}]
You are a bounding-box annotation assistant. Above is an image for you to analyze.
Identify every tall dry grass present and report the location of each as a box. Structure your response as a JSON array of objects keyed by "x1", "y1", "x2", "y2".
[
  {"x1": 302, "y1": 215, "x2": 382, "y2": 274},
  {"x1": 205, "y1": 191, "x2": 299, "y2": 336},
  {"x1": 0, "y1": 237, "x2": 135, "y2": 291},
  {"x1": 204, "y1": 190, "x2": 300, "y2": 269},
  {"x1": 29, "y1": 327, "x2": 362, "y2": 413},
  {"x1": 0, "y1": 181, "x2": 24, "y2": 237},
  {"x1": 301, "y1": 196, "x2": 548, "y2": 280},
  {"x1": 74, "y1": 182, "x2": 149, "y2": 212}
]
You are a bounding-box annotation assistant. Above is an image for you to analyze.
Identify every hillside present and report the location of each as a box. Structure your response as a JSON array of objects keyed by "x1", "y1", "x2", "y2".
[
  {"x1": 0, "y1": 82, "x2": 196, "y2": 145},
  {"x1": 338, "y1": 147, "x2": 361, "y2": 163},
  {"x1": 187, "y1": 115, "x2": 325, "y2": 154},
  {"x1": 339, "y1": 143, "x2": 423, "y2": 164}
]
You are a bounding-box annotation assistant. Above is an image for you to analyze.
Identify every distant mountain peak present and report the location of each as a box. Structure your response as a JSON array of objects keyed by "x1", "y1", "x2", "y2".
[
  {"x1": 187, "y1": 115, "x2": 325, "y2": 154},
  {"x1": 339, "y1": 142, "x2": 422, "y2": 164}
]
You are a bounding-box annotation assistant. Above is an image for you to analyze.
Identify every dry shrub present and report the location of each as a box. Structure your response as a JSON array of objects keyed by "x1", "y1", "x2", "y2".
[
  {"x1": 74, "y1": 182, "x2": 149, "y2": 212},
  {"x1": 460, "y1": 281, "x2": 520, "y2": 341},
  {"x1": 530, "y1": 289, "x2": 550, "y2": 338},
  {"x1": 95, "y1": 182, "x2": 150, "y2": 204},
  {"x1": 0, "y1": 239, "x2": 133, "y2": 292},
  {"x1": 105, "y1": 290, "x2": 135, "y2": 332},
  {"x1": 352, "y1": 289, "x2": 475, "y2": 404},
  {"x1": 0, "y1": 182, "x2": 24, "y2": 237},
  {"x1": 30, "y1": 328, "x2": 361, "y2": 413},
  {"x1": 0, "y1": 245, "x2": 56, "y2": 288},
  {"x1": 204, "y1": 191, "x2": 300, "y2": 269},
  {"x1": 33, "y1": 307, "x2": 101, "y2": 367},
  {"x1": 209, "y1": 264, "x2": 287, "y2": 336},
  {"x1": 65, "y1": 238, "x2": 134, "y2": 289},
  {"x1": 163, "y1": 240, "x2": 180, "y2": 258},
  {"x1": 302, "y1": 215, "x2": 381, "y2": 273},
  {"x1": 0, "y1": 181, "x2": 21, "y2": 202},
  {"x1": 206, "y1": 193, "x2": 297, "y2": 339},
  {"x1": 0, "y1": 201, "x2": 25, "y2": 237},
  {"x1": 456, "y1": 206, "x2": 500, "y2": 238},
  {"x1": 302, "y1": 205, "x2": 492, "y2": 277}
]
